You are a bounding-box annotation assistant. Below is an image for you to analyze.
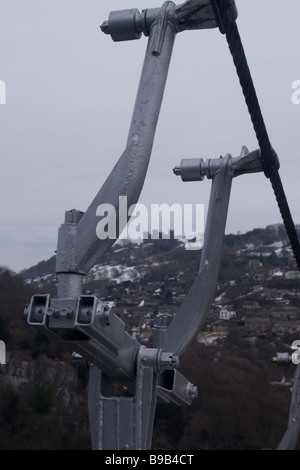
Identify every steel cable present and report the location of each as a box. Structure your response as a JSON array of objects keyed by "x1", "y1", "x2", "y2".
[{"x1": 214, "y1": 0, "x2": 300, "y2": 270}]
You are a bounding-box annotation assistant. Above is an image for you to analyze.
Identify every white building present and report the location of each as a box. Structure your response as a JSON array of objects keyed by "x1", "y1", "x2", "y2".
[{"x1": 220, "y1": 307, "x2": 236, "y2": 321}]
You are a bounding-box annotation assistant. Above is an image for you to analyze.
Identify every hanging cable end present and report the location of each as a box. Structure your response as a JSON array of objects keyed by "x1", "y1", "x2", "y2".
[{"x1": 211, "y1": 0, "x2": 238, "y2": 34}]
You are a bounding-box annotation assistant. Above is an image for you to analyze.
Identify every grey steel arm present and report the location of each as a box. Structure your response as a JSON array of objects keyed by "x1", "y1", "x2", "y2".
[{"x1": 25, "y1": 0, "x2": 296, "y2": 451}]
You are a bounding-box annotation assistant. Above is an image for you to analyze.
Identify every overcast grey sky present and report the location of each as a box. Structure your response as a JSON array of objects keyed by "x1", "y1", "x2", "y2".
[{"x1": 0, "y1": 0, "x2": 299, "y2": 272}]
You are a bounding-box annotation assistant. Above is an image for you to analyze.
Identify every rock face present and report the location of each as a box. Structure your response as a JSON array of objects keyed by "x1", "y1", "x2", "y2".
[
  {"x1": 0, "y1": 350, "x2": 91, "y2": 450},
  {"x1": 1, "y1": 352, "x2": 80, "y2": 408}
]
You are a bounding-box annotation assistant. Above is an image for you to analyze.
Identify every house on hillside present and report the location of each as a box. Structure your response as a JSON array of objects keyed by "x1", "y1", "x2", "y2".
[
  {"x1": 271, "y1": 306, "x2": 300, "y2": 321},
  {"x1": 244, "y1": 317, "x2": 271, "y2": 335},
  {"x1": 220, "y1": 307, "x2": 236, "y2": 321},
  {"x1": 212, "y1": 320, "x2": 228, "y2": 334},
  {"x1": 243, "y1": 300, "x2": 260, "y2": 311},
  {"x1": 272, "y1": 321, "x2": 300, "y2": 336}
]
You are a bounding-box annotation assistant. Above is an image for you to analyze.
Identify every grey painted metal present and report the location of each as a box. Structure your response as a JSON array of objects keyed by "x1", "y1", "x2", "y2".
[
  {"x1": 57, "y1": 274, "x2": 83, "y2": 298},
  {"x1": 277, "y1": 364, "x2": 300, "y2": 450},
  {"x1": 175, "y1": 0, "x2": 221, "y2": 32},
  {"x1": 100, "y1": 0, "x2": 219, "y2": 40},
  {"x1": 173, "y1": 147, "x2": 262, "y2": 181},
  {"x1": 56, "y1": 1, "x2": 177, "y2": 277},
  {"x1": 56, "y1": 209, "x2": 85, "y2": 297},
  {"x1": 24, "y1": 0, "x2": 299, "y2": 451},
  {"x1": 88, "y1": 347, "x2": 160, "y2": 450},
  {"x1": 55, "y1": 0, "x2": 224, "y2": 278},
  {"x1": 25, "y1": 0, "x2": 279, "y2": 452},
  {"x1": 157, "y1": 369, "x2": 198, "y2": 405},
  {"x1": 152, "y1": 313, "x2": 173, "y2": 350},
  {"x1": 26, "y1": 293, "x2": 141, "y2": 378},
  {"x1": 166, "y1": 147, "x2": 262, "y2": 357}
]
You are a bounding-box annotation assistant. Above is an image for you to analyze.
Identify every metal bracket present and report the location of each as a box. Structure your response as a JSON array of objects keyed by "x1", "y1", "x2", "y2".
[
  {"x1": 88, "y1": 358, "x2": 198, "y2": 450},
  {"x1": 272, "y1": 351, "x2": 300, "y2": 450},
  {"x1": 88, "y1": 346, "x2": 177, "y2": 450},
  {"x1": 165, "y1": 146, "x2": 262, "y2": 357},
  {"x1": 25, "y1": 0, "x2": 271, "y2": 452},
  {"x1": 173, "y1": 146, "x2": 262, "y2": 181},
  {"x1": 277, "y1": 365, "x2": 300, "y2": 450},
  {"x1": 100, "y1": 0, "x2": 226, "y2": 42}
]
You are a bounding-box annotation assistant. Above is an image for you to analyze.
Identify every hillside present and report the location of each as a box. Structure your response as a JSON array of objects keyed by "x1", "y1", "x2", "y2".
[{"x1": 1, "y1": 224, "x2": 300, "y2": 449}]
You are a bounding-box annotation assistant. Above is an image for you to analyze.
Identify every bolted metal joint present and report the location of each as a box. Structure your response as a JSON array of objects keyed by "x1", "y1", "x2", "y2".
[
  {"x1": 272, "y1": 352, "x2": 292, "y2": 365},
  {"x1": 173, "y1": 147, "x2": 263, "y2": 182},
  {"x1": 100, "y1": 0, "x2": 233, "y2": 44},
  {"x1": 60, "y1": 307, "x2": 73, "y2": 319},
  {"x1": 26, "y1": 294, "x2": 50, "y2": 325},
  {"x1": 152, "y1": 313, "x2": 173, "y2": 349},
  {"x1": 96, "y1": 304, "x2": 111, "y2": 327},
  {"x1": 101, "y1": 9, "x2": 145, "y2": 42},
  {"x1": 159, "y1": 351, "x2": 180, "y2": 372},
  {"x1": 46, "y1": 307, "x2": 59, "y2": 318},
  {"x1": 140, "y1": 347, "x2": 179, "y2": 373},
  {"x1": 173, "y1": 158, "x2": 204, "y2": 181},
  {"x1": 154, "y1": 313, "x2": 173, "y2": 327}
]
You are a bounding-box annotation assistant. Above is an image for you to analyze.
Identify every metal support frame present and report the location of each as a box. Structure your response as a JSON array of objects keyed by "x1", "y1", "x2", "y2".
[
  {"x1": 277, "y1": 365, "x2": 300, "y2": 450},
  {"x1": 25, "y1": 0, "x2": 295, "y2": 450},
  {"x1": 273, "y1": 350, "x2": 300, "y2": 450},
  {"x1": 88, "y1": 348, "x2": 160, "y2": 450}
]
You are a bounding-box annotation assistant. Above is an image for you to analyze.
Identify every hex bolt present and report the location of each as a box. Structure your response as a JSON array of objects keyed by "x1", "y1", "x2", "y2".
[
  {"x1": 169, "y1": 353, "x2": 180, "y2": 369},
  {"x1": 140, "y1": 348, "x2": 179, "y2": 373},
  {"x1": 173, "y1": 158, "x2": 204, "y2": 182},
  {"x1": 100, "y1": 9, "x2": 143, "y2": 42},
  {"x1": 96, "y1": 304, "x2": 110, "y2": 327},
  {"x1": 100, "y1": 21, "x2": 109, "y2": 35},
  {"x1": 46, "y1": 308, "x2": 59, "y2": 318},
  {"x1": 60, "y1": 307, "x2": 73, "y2": 319},
  {"x1": 154, "y1": 313, "x2": 172, "y2": 328},
  {"x1": 78, "y1": 306, "x2": 94, "y2": 324},
  {"x1": 158, "y1": 351, "x2": 179, "y2": 373}
]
